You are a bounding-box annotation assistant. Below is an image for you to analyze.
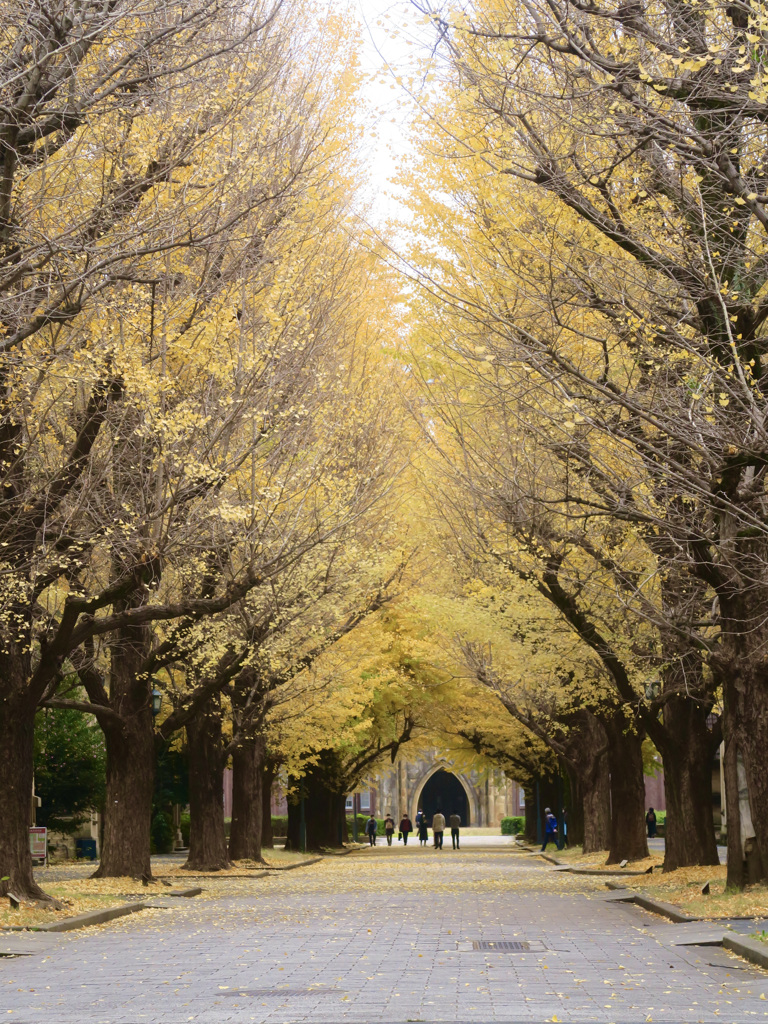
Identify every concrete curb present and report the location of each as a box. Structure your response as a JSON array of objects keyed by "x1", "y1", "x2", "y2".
[
  {"x1": 263, "y1": 856, "x2": 323, "y2": 870},
  {"x1": 605, "y1": 881, "x2": 701, "y2": 922},
  {"x1": 532, "y1": 850, "x2": 656, "y2": 876},
  {"x1": 633, "y1": 893, "x2": 701, "y2": 923},
  {"x1": 2, "y1": 886, "x2": 204, "y2": 934},
  {"x1": 157, "y1": 873, "x2": 269, "y2": 881},
  {"x1": 723, "y1": 933, "x2": 768, "y2": 971},
  {"x1": 30, "y1": 901, "x2": 147, "y2": 933}
]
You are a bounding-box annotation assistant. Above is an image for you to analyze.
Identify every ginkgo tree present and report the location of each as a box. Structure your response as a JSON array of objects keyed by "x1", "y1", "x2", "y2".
[
  {"x1": 0, "y1": 0, "x2": 402, "y2": 900},
  {"x1": 393, "y1": 0, "x2": 759, "y2": 870}
]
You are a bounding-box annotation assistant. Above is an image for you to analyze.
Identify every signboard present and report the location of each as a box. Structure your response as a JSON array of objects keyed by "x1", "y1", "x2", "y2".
[{"x1": 29, "y1": 826, "x2": 47, "y2": 861}]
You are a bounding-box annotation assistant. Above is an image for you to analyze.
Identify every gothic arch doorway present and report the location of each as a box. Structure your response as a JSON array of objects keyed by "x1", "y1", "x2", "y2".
[{"x1": 415, "y1": 769, "x2": 471, "y2": 826}]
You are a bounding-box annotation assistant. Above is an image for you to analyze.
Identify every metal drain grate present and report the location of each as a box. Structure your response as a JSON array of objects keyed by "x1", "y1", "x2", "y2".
[
  {"x1": 472, "y1": 940, "x2": 530, "y2": 951},
  {"x1": 221, "y1": 987, "x2": 343, "y2": 998}
]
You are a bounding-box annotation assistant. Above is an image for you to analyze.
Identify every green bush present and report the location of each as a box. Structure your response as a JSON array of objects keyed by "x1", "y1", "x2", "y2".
[
  {"x1": 180, "y1": 811, "x2": 191, "y2": 847},
  {"x1": 346, "y1": 813, "x2": 387, "y2": 836},
  {"x1": 151, "y1": 810, "x2": 174, "y2": 854},
  {"x1": 501, "y1": 816, "x2": 524, "y2": 835},
  {"x1": 271, "y1": 815, "x2": 289, "y2": 836}
]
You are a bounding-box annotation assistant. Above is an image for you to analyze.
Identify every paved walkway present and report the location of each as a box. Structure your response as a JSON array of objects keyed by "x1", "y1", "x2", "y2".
[{"x1": 2, "y1": 844, "x2": 766, "y2": 1023}]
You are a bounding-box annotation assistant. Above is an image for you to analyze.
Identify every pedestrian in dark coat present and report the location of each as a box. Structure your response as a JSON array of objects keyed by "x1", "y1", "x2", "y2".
[
  {"x1": 399, "y1": 815, "x2": 413, "y2": 845},
  {"x1": 365, "y1": 815, "x2": 378, "y2": 846},
  {"x1": 418, "y1": 814, "x2": 429, "y2": 846},
  {"x1": 384, "y1": 813, "x2": 396, "y2": 846},
  {"x1": 646, "y1": 807, "x2": 657, "y2": 838}
]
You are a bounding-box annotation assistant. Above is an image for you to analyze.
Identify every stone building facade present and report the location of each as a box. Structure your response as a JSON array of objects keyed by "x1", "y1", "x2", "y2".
[{"x1": 368, "y1": 753, "x2": 525, "y2": 826}]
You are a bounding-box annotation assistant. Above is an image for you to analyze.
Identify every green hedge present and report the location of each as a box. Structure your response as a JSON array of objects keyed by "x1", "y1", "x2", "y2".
[
  {"x1": 271, "y1": 815, "x2": 288, "y2": 836},
  {"x1": 347, "y1": 814, "x2": 387, "y2": 836},
  {"x1": 269, "y1": 813, "x2": 388, "y2": 838},
  {"x1": 501, "y1": 816, "x2": 524, "y2": 835}
]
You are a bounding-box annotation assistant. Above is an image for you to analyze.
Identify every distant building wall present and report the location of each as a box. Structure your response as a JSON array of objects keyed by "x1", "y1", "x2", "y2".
[{"x1": 644, "y1": 772, "x2": 665, "y2": 811}]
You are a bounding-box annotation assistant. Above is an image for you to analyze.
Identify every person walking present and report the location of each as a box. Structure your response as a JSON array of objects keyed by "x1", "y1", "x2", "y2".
[
  {"x1": 541, "y1": 807, "x2": 558, "y2": 851},
  {"x1": 646, "y1": 807, "x2": 657, "y2": 838},
  {"x1": 418, "y1": 813, "x2": 429, "y2": 846},
  {"x1": 399, "y1": 814, "x2": 413, "y2": 845},
  {"x1": 432, "y1": 810, "x2": 446, "y2": 849},
  {"x1": 384, "y1": 813, "x2": 396, "y2": 846},
  {"x1": 449, "y1": 811, "x2": 462, "y2": 849},
  {"x1": 365, "y1": 814, "x2": 378, "y2": 847}
]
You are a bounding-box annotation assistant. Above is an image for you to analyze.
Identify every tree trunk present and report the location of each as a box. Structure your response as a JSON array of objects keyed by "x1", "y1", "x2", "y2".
[
  {"x1": 656, "y1": 701, "x2": 719, "y2": 871},
  {"x1": 95, "y1": 710, "x2": 155, "y2": 878},
  {"x1": 286, "y1": 787, "x2": 346, "y2": 850},
  {"x1": 731, "y1": 671, "x2": 768, "y2": 880},
  {"x1": 94, "y1": 619, "x2": 154, "y2": 879},
  {"x1": 605, "y1": 719, "x2": 649, "y2": 863},
  {"x1": 228, "y1": 733, "x2": 265, "y2": 863},
  {"x1": 723, "y1": 711, "x2": 744, "y2": 891},
  {"x1": 285, "y1": 752, "x2": 346, "y2": 850},
  {"x1": 582, "y1": 748, "x2": 611, "y2": 854},
  {"x1": 564, "y1": 767, "x2": 584, "y2": 846},
  {"x1": 564, "y1": 710, "x2": 610, "y2": 853},
  {"x1": 719, "y1": 589, "x2": 768, "y2": 880},
  {"x1": 524, "y1": 791, "x2": 537, "y2": 844},
  {"x1": 0, "y1": 685, "x2": 55, "y2": 903},
  {"x1": 261, "y1": 759, "x2": 277, "y2": 850},
  {"x1": 184, "y1": 697, "x2": 229, "y2": 871}
]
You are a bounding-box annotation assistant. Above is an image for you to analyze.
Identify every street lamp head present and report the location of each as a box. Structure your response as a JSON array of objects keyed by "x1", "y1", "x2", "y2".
[{"x1": 151, "y1": 688, "x2": 163, "y2": 717}]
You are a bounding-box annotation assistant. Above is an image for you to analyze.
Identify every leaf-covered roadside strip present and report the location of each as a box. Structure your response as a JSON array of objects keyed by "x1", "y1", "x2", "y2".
[
  {"x1": 614, "y1": 863, "x2": 768, "y2": 919},
  {"x1": 0, "y1": 877, "x2": 147, "y2": 930}
]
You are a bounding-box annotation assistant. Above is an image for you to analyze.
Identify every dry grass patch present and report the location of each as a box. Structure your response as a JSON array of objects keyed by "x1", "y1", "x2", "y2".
[
  {"x1": 0, "y1": 876, "x2": 145, "y2": 930},
  {"x1": 545, "y1": 846, "x2": 663, "y2": 872},
  {"x1": 617, "y1": 863, "x2": 768, "y2": 919},
  {"x1": 156, "y1": 849, "x2": 317, "y2": 877}
]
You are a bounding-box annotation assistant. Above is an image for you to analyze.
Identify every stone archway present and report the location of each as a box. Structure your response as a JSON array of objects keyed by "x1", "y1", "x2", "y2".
[{"x1": 410, "y1": 765, "x2": 479, "y2": 826}]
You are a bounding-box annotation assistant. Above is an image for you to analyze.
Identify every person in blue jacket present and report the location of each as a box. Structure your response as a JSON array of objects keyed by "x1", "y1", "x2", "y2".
[{"x1": 541, "y1": 807, "x2": 558, "y2": 851}]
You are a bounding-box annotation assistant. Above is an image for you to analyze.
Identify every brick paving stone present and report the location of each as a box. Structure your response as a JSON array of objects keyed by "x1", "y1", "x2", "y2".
[{"x1": 1, "y1": 845, "x2": 767, "y2": 1023}]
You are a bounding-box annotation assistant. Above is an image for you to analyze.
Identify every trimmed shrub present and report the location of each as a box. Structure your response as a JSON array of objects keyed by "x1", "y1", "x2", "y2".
[
  {"x1": 271, "y1": 815, "x2": 289, "y2": 837},
  {"x1": 151, "y1": 810, "x2": 174, "y2": 854},
  {"x1": 501, "y1": 816, "x2": 524, "y2": 835}
]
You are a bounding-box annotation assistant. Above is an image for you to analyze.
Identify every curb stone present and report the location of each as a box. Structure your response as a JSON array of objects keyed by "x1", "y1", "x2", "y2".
[
  {"x1": 605, "y1": 880, "x2": 701, "y2": 922},
  {"x1": 1, "y1": 887, "x2": 204, "y2": 934},
  {"x1": 723, "y1": 933, "x2": 768, "y2": 971},
  {"x1": 157, "y1": 872, "x2": 269, "y2": 881},
  {"x1": 3, "y1": 857, "x2": 325, "y2": 936},
  {"x1": 530, "y1": 849, "x2": 657, "y2": 876}
]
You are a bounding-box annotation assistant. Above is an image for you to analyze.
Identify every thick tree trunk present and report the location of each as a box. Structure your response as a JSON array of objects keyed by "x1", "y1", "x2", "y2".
[
  {"x1": 732, "y1": 673, "x2": 768, "y2": 880},
  {"x1": 94, "y1": 620, "x2": 154, "y2": 879},
  {"x1": 286, "y1": 787, "x2": 346, "y2": 850},
  {"x1": 95, "y1": 710, "x2": 155, "y2": 878},
  {"x1": 285, "y1": 752, "x2": 347, "y2": 850},
  {"x1": 0, "y1": 686, "x2": 55, "y2": 903},
  {"x1": 96, "y1": 713, "x2": 154, "y2": 878},
  {"x1": 184, "y1": 697, "x2": 229, "y2": 871},
  {"x1": 261, "y1": 760, "x2": 277, "y2": 850},
  {"x1": 228, "y1": 733, "x2": 265, "y2": 863},
  {"x1": 582, "y1": 749, "x2": 611, "y2": 854},
  {"x1": 723, "y1": 696, "x2": 745, "y2": 891},
  {"x1": 605, "y1": 720, "x2": 649, "y2": 863},
  {"x1": 524, "y1": 792, "x2": 537, "y2": 843},
  {"x1": 564, "y1": 710, "x2": 610, "y2": 853},
  {"x1": 719, "y1": 589, "x2": 768, "y2": 880},
  {"x1": 656, "y1": 701, "x2": 719, "y2": 871},
  {"x1": 565, "y1": 767, "x2": 584, "y2": 846}
]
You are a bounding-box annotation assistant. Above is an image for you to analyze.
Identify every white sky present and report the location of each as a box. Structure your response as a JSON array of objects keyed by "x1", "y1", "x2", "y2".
[{"x1": 352, "y1": 0, "x2": 437, "y2": 223}]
